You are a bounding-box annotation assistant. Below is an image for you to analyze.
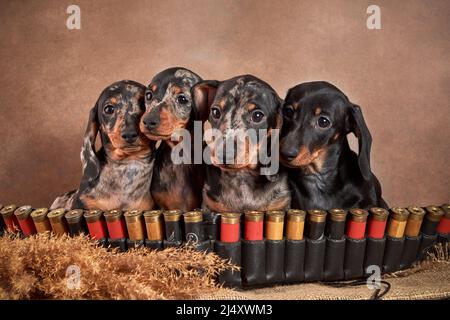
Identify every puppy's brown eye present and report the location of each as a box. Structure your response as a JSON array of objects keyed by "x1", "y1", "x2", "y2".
[
  {"x1": 251, "y1": 110, "x2": 265, "y2": 123},
  {"x1": 211, "y1": 107, "x2": 221, "y2": 120},
  {"x1": 177, "y1": 94, "x2": 189, "y2": 105},
  {"x1": 317, "y1": 116, "x2": 331, "y2": 128},
  {"x1": 283, "y1": 106, "x2": 294, "y2": 119},
  {"x1": 145, "y1": 91, "x2": 153, "y2": 101},
  {"x1": 104, "y1": 105, "x2": 114, "y2": 115}
]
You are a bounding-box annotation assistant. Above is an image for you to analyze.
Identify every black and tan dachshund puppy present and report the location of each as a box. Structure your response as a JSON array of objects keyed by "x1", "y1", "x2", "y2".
[
  {"x1": 51, "y1": 80, "x2": 156, "y2": 210},
  {"x1": 192, "y1": 75, "x2": 291, "y2": 212},
  {"x1": 280, "y1": 81, "x2": 387, "y2": 210},
  {"x1": 140, "y1": 67, "x2": 206, "y2": 211}
]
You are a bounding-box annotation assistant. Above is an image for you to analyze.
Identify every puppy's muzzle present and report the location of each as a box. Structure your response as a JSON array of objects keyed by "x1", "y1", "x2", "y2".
[
  {"x1": 280, "y1": 145, "x2": 298, "y2": 162},
  {"x1": 121, "y1": 128, "x2": 139, "y2": 144},
  {"x1": 142, "y1": 112, "x2": 160, "y2": 131}
]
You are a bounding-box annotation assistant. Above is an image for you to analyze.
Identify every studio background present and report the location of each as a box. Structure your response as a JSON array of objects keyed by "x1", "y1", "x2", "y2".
[{"x1": 0, "y1": 0, "x2": 449, "y2": 208}]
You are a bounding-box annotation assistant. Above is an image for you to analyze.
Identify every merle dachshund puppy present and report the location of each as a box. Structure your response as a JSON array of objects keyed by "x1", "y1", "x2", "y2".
[
  {"x1": 140, "y1": 67, "x2": 206, "y2": 211},
  {"x1": 191, "y1": 75, "x2": 291, "y2": 212},
  {"x1": 50, "y1": 80, "x2": 156, "y2": 210},
  {"x1": 280, "y1": 81, "x2": 387, "y2": 210}
]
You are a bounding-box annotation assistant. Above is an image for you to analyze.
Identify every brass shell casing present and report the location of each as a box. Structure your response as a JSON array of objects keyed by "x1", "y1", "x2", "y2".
[
  {"x1": 265, "y1": 210, "x2": 285, "y2": 240},
  {"x1": 286, "y1": 210, "x2": 306, "y2": 240},
  {"x1": 387, "y1": 207, "x2": 409, "y2": 238},
  {"x1": 143, "y1": 210, "x2": 164, "y2": 241},
  {"x1": 369, "y1": 207, "x2": 389, "y2": 221},
  {"x1": 329, "y1": 208, "x2": 347, "y2": 222},
  {"x1": 221, "y1": 213, "x2": 241, "y2": 224},
  {"x1": 31, "y1": 208, "x2": 51, "y2": 233},
  {"x1": 103, "y1": 209, "x2": 123, "y2": 222},
  {"x1": 405, "y1": 207, "x2": 426, "y2": 237},
  {"x1": 65, "y1": 209, "x2": 85, "y2": 224},
  {"x1": 184, "y1": 210, "x2": 203, "y2": 223},
  {"x1": 84, "y1": 210, "x2": 103, "y2": 223},
  {"x1": 349, "y1": 209, "x2": 369, "y2": 222},
  {"x1": 124, "y1": 210, "x2": 145, "y2": 241},
  {"x1": 47, "y1": 208, "x2": 68, "y2": 235},
  {"x1": 163, "y1": 210, "x2": 182, "y2": 222},
  {"x1": 425, "y1": 206, "x2": 445, "y2": 222},
  {"x1": 244, "y1": 210, "x2": 264, "y2": 222},
  {"x1": 14, "y1": 205, "x2": 33, "y2": 220},
  {"x1": 0, "y1": 204, "x2": 17, "y2": 218},
  {"x1": 307, "y1": 209, "x2": 327, "y2": 223}
]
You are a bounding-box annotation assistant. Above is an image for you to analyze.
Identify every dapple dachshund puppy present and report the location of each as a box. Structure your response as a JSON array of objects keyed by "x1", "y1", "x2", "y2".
[
  {"x1": 140, "y1": 67, "x2": 206, "y2": 211},
  {"x1": 280, "y1": 81, "x2": 387, "y2": 210},
  {"x1": 50, "y1": 80, "x2": 156, "y2": 210},
  {"x1": 191, "y1": 75, "x2": 291, "y2": 212}
]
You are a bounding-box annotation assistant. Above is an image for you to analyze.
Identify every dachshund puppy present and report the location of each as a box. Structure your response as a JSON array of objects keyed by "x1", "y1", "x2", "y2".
[
  {"x1": 191, "y1": 75, "x2": 291, "y2": 212},
  {"x1": 50, "y1": 80, "x2": 156, "y2": 210},
  {"x1": 140, "y1": 67, "x2": 206, "y2": 211},
  {"x1": 280, "y1": 81, "x2": 387, "y2": 210}
]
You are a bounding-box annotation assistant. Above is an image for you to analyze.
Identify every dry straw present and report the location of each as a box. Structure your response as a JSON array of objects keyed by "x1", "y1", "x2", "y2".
[{"x1": 0, "y1": 233, "x2": 237, "y2": 300}]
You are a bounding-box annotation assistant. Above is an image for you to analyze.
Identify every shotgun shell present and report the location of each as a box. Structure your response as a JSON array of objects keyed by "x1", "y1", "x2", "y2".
[
  {"x1": 47, "y1": 208, "x2": 69, "y2": 236},
  {"x1": 386, "y1": 207, "x2": 409, "y2": 238},
  {"x1": 0, "y1": 204, "x2": 19, "y2": 233},
  {"x1": 202, "y1": 211, "x2": 221, "y2": 241},
  {"x1": 104, "y1": 209, "x2": 127, "y2": 240},
  {"x1": 163, "y1": 210, "x2": 182, "y2": 242},
  {"x1": 286, "y1": 209, "x2": 306, "y2": 240},
  {"x1": 422, "y1": 206, "x2": 445, "y2": 236},
  {"x1": 65, "y1": 209, "x2": 88, "y2": 236},
  {"x1": 183, "y1": 210, "x2": 205, "y2": 244},
  {"x1": 244, "y1": 210, "x2": 264, "y2": 241},
  {"x1": 306, "y1": 209, "x2": 327, "y2": 240},
  {"x1": 84, "y1": 210, "x2": 108, "y2": 240},
  {"x1": 143, "y1": 210, "x2": 164, "y2": 241},
  {"x1": 220, "y1": 213, "x2": 241, "y2": 243},
  {"x1": 14, "y1": 205, "x2": 36, "y2": 236},
  {"x1": 124, "y1": 210, "x2": 146, "y2": 241},
  {"x1": 437, "y1": 204, "x2": 450, "y2": 235},
  {"x1": 346, "y1": 209, "x2": 369, "y2": 239},
  {"x1": 405, "y1": 207, "x2": 426, "y2": 237},
  {"x1": 326, "y1": 208, "x2": 347, "y2": 240},
  {"x1": 367, "y1": 207, "x2": 389, "y2": 239},
  {"x1": 265, "y1": 210, "x2": 285, "y2": 240},
  {"x1": 30, "y1": 208, "x2": 51, "y2": 233}
]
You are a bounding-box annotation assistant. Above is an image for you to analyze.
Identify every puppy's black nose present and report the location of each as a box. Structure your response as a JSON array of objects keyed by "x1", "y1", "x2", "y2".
[
  {"x1": 143, "y1": 117, "x2": 159, "y2": 129},
  {"x1": 281, "y1": 147, "x2": 299, "y2": 161},
  {"x1": 121, "y1": 131, "x2": 138, "y2": 143}
]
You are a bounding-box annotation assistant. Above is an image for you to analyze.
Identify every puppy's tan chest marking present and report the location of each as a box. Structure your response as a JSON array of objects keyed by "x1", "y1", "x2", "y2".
[{"x1": 82, "y1": 160, "x2": 153, "y2": 210}]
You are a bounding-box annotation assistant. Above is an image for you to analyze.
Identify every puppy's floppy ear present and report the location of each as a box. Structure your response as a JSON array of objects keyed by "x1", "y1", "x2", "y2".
[
  {"x1": 347, "y1": 103, "x2": 372, "y2": 181},
  {"x1": 80, "y1": 102, "x2": 101, "y2": 185},
  {"x1": 275, "y1": 95, "x2": 284, "y2": 129},
  {"x1": 191, "y1": 80, "x2": 220, "y2": 122}
]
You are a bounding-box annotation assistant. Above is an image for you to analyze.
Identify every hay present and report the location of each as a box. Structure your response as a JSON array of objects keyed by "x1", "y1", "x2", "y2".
[{"x1": 0, "y1": 233, "x2": 236, "y2": 300}]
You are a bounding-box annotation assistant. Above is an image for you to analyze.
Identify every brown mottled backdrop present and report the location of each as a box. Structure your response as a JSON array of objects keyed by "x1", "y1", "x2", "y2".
[{"x1": 0, "y1": 0, "x2": 449, "y2": 207}]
